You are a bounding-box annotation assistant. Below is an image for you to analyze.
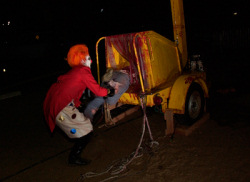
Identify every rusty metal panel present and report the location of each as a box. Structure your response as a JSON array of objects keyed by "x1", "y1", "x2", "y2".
[{"x1": 105, "y1": 31, "x2": 181, "y2": 93}]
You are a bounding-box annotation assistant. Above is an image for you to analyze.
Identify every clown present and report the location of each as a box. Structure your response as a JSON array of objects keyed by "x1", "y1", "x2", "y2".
[{"x1": 43, "y1": 44, "x2": 114, "y2": 165}]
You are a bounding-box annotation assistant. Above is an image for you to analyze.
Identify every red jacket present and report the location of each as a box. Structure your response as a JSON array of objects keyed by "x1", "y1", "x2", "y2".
[{"x1": 43, "y1": 66, "x2": 107, "y2": 132}]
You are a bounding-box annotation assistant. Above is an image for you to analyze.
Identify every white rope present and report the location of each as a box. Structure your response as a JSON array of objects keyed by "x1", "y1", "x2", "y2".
[{"x1": 78, "y1": 95, "x2": 159, "y2": 182}]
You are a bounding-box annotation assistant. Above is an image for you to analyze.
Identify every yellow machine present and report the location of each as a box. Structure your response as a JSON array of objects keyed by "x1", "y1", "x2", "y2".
[{"x1": 95, "y1": 0, "x2": 209, "y2": 135}]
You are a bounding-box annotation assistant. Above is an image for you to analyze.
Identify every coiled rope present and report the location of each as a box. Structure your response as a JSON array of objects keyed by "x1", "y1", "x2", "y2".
[{"x1": 77, "y1": 95, "x2": 159, "y2": 182}]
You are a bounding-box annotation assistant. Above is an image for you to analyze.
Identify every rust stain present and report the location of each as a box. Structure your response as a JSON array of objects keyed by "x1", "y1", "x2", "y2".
[
  {"x1": 178, "y1": 31, "x2": 183, "y2": 38},
  {"x1": 185, "y1": 76, "x2": 194, "y2": 84}
]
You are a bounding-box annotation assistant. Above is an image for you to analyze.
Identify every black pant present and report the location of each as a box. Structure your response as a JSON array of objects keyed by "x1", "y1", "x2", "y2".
[{"x1": 69, "y1": 132, "x2": 93, "y2": 159}]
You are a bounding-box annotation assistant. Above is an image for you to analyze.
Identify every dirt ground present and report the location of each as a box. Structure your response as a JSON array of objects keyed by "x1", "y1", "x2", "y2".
[{"x1": 0, "y1": 84, "x2": 250, "y2": 182}]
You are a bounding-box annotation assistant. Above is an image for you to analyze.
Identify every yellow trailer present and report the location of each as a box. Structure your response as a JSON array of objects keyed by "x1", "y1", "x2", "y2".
[{"x1": 94, "y1": 0, "x2": 209, "y2": 135}]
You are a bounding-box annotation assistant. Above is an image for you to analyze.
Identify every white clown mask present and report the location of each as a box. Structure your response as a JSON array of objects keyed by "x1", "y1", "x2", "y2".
[{"x1": 81, "y1": 55, "x2": 92, "y2": 68}]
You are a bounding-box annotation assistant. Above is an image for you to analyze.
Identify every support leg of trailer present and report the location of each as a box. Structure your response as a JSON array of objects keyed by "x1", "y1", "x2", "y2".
[{"x1": 164, "y1": 109, "x2": 175, "y2": 136}]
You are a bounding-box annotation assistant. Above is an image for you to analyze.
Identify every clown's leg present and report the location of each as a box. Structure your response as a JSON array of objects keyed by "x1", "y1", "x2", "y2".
[{"x1": 68, "y1": 132, "x2": 93, "y2": 165}]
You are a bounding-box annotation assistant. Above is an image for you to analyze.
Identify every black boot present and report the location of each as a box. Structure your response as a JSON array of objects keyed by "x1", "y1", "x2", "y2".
[{"x1": 68, "y1": 132, "x2": 92, "y2": 165}]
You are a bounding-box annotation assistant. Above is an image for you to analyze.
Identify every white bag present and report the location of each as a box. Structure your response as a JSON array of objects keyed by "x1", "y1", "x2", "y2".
[{"x1": 56, "y1": 105, "x2": 93, "y2": 138}]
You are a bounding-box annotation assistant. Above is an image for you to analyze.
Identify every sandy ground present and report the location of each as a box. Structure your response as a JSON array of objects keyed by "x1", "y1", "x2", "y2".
[{"x1": 0, "y1": 84, "x2": 250, "y2": 182}]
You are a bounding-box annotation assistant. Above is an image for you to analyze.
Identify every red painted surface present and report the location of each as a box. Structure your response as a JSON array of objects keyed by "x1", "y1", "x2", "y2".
[{"x1": 185, "y1": 76, "x2": 194, "y2": 84}]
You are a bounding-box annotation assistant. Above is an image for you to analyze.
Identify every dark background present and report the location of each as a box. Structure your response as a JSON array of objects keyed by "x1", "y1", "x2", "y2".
[{"x1": 0, "y1": 0, "x2": 249, "y2": 94}]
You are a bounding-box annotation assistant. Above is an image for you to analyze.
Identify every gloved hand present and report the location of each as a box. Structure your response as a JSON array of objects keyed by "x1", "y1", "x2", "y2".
[
  {"x1": 102, "y1": 81, "x2": 115, "y2": 97},
  {"x1": 101, "y1": 82, "x2": 110, "y2": 89},
  {"x1": 107, "y1": 88, "x2": 115, "y2": 97}
]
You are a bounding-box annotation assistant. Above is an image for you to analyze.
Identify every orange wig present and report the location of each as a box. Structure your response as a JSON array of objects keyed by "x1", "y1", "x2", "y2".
[{"x1": 67, "y1": 44, "x2": 89, "y2": 67}]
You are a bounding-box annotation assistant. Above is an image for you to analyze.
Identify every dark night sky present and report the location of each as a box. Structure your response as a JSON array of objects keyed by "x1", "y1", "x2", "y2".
[
  {"x1": 1, "y1": 0, "x2": 249, "y2": 41},
  {"x1": 0, "y1": 0, "x2": 249, "y2": 90},
  {"x1": 1, "y1": 0, "x2": 173, "y2": 36}
]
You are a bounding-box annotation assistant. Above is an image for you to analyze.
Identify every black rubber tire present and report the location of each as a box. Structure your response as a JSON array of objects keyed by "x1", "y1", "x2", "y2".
[{"x1": 184, "y1": 82, "x2": 205, "y2": 125}]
